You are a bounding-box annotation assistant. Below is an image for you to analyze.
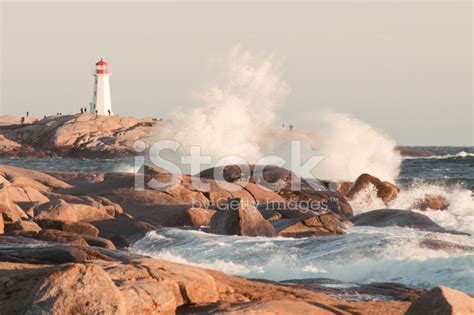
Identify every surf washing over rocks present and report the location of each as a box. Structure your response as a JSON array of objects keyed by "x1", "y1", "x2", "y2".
[
  {"x1": 147, "y1": 46, "x2": 473, "y2": 230},
  {"x1": 0, "y1": 47, "x2": 472, "y2": 307},
  {"x1": 128, "y1": 47, "x2": 474, "y2": 296},
  {"x1": 149, "y1": 46, "x2": 402, "y2": 183}
]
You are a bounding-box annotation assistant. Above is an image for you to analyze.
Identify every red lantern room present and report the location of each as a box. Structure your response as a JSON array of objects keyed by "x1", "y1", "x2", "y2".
[{"x1": 95, "y1": 58, "x2": 109, "y2": 74}]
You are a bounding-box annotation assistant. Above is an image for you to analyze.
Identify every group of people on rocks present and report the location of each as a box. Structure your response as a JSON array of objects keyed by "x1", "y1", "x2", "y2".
[
  {"x1": 281, "y1": 123, "x2": 294, "y2": 131},
  {"x1": 19, "y1": 106, "x2": 112, "y2": 125},
  {"x1": 80, "y1": 107, "x2": 111, "y2": 116},
  {"x1": 20, "y1": 112, "x2": 29, "y2": 124}
]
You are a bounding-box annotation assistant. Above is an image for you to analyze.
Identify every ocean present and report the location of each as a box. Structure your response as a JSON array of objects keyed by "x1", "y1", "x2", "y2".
[
  {"x1": 398, "y1": 146, "x2": 474, "y2": 191},
  {"x1": 1, "y1": 146, "x2": 473, "y2": 295}
]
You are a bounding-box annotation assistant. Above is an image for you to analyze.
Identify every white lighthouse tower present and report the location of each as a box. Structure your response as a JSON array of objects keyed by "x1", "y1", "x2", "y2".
[{"x1": 90, "y1": 58, "x2": 112, "y2": 115}]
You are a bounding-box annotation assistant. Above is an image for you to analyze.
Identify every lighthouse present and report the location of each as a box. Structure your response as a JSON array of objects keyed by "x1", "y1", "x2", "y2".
[{"x1": 90, "y1": 58, "x2": 112, "y2": 115}]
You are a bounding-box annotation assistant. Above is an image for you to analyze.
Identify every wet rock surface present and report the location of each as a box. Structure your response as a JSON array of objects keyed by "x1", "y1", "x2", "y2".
[
  {"x1": 90, "y1": 218, "x2": 157, "y2": 248},
  {"x1": 210, "y1": 199, "x2": 277, "y2": 237},
  {"x1": 280, "y1": 278, "x2": 426, "y2": 302},
  {"x1": 349, "y1": 209, "x2": 467, "y2": 235},
  {"x1": 271, "y1": 212, "x2": 345, "y2": 237}
]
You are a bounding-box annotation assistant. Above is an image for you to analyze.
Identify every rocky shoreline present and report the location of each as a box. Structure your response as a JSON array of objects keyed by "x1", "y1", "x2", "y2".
[
  {"x1": 0, "y1": 161, "x2": 472, "y2": 314},
  {"x1": 0, "y1": 114, "x2": 437, "y2": 160},
  {"x1": 0, "y1": 114, "x2": 159, "y2": 158},
  {"x1": 0, "y1": 115, "x2": 472, "y2": 314}
]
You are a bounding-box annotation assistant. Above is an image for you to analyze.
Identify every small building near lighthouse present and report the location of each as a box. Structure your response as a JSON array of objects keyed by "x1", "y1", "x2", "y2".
[{"x1": 90, "y1": 58, "x2": 112, "y2": 115}]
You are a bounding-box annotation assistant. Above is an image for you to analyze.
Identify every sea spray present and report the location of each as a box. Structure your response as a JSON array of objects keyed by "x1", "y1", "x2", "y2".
[
  {"x1": 150, "y1": 46, "x2": 289, "y2": 171},
  {"x1": 348, "y1": 183, "x2": 387, "y2": 214},
  {"x1": 149, "y1": 47, "x2": 402, "y2": 183},
  {"x1": 311, "y1": 113, "x2": 401, "y2": 182}
]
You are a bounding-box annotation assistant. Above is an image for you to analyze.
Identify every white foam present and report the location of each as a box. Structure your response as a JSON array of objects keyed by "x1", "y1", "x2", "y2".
[
  {"x1": 150, "y1": 46, "x2": 289, "y2": 170},
  {"x1": 131, "y1": 227, "x2": 474, "y2": 294},
  {"x1": 457, "y1": 151, "x2": 473, "y2": 158},
  {"x1": 145, "y1": 232, "x2": 172, "y2": 241},
  {"x1": 349, "y1": 183, "x2": 387, "y2": 214},
  {"x1": 112, "y1": 163, "x2": 138, "y2": 173},
  {"x1": 134, "y1": 247, "x2": 262, "y2": 275},
  {"x1": 302, "y1": 264, "x2": 328, "y2": 273},
  {"x1": 349, "y1": 182, "x2": 474, "y2": 234}
]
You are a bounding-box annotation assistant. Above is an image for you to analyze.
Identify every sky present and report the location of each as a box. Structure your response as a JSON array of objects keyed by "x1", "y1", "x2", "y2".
[{"x1": 0, "y1": 1, "x2": 472, "y2": 146}]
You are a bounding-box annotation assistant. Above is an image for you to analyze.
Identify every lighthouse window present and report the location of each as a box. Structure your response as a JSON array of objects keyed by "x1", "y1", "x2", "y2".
[{"x1": 94, "y1": 91, "x2": 96, "y2": 96}]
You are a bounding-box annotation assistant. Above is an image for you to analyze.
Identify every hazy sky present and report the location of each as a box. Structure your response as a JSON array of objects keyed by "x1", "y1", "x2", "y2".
[{"x1": 1, "y1": 1, "x2": 472, "y2": 145}]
